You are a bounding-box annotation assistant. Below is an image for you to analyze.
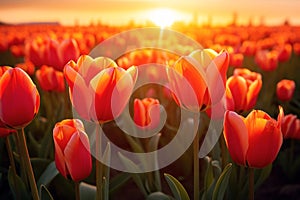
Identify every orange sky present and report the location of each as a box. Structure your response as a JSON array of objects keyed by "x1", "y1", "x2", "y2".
[{"x1": 1, "y1": 0, "x2": 300, "y2": 26}]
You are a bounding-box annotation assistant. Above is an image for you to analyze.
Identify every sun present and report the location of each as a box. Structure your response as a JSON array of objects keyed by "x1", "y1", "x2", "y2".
[{"x1": 148, "y1": 8, "x2": 179, "y2": 28}]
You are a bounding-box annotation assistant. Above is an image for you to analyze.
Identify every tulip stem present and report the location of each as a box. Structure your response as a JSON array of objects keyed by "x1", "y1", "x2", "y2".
[
  {"x1": 5, "y1": 135, "x2": 20, "y2": 200},
  {"x1": 14, "y1": 130, "x2": 28, "y2": 188},
  {"x1": 75, "y1": 181, "x2": 80, "y2": 200},
  {"x1": 17, "y1": 128, "x2": 40, "y2": 200},
  {"x1": 193, "y1": 113, "x2": 199, "y2": 200},
  {"x1": 249, "y1": 167, "x2": 254, "y2": 200},
  {"x1": 96, "y1": 124, "x2": 103, "y2": 200}
]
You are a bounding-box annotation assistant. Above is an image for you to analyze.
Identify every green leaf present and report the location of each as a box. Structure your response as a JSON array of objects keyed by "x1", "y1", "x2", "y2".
[
  {"x1": 118, "y1": 152, "x2": 148, "y2": 196},
  {"x1": 7, "y1": 167, "x2": 30, "y2": 200},
  {"x1": 40, "y1": 185, "x2": 54, "y2": 200},
  {"x1": 146, "y1": 192, "x2": 172, "y2": 200},
  {"x1": 109, "y1": 172, "x2": 131, "y2": 195},
  {"x1": 79, "y1": 182, "x2": 96, "y2": 200},
  {"x1": 37, "y1": 161, "x2": 59, "y2": 191},
  {"x1": 254, "y1": 164, "x2": 272, "y2": 189},
  {"x1": 212, "y1": 163, "x2": 233, "y2": 200},
  {"x1": 164, "y1": 173, "x2": 190, "y2": 200}
]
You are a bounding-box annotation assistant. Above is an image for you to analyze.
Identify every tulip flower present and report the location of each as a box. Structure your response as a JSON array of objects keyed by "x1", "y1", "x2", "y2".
[
  {"x1": 53, "y1": 119, "x2": 92, "y2": 181},
  {"x1": 0, "y1": 67, "x2": 40, "y2": 129},
  {"x1": 276, "y1": 79, "x2": 295, "y2": 102},
  {"x1": 167, "y1": 49, "x2": 229, "y2": 112},
  {"x1": 227, "y1": 68, "x2": 262, "y2": 112},
  {"x1": 133, "y1": 98, "x2": 160, "y2": 130},
  {"x1": 276, "y1": 43, "x2": 292, "y2": 62},
  {"x1": 229, "y1": 53, "x2": 244, "y2": 68},
  {"x1": 255, "y1": 50, "x2": 278, "y2": 71},
  {"x1": 46, "y1": 39, "x2": 80, "y2": 71},
  {"x1": 36, "y1": 65, "x2": 65, "y2": 92},
  {"x1": 281, "y1": 114, "x2": 300, "y2": 139},
  {"x1": 223, "y1": 107, "x2": 284, "y2": 168},
  {"x1": 64, "y1": 55, "x2": 137, "y2": 123}
]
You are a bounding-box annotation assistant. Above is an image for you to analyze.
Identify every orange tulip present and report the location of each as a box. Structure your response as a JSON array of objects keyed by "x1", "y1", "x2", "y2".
[
  {"x1": 281, "y1": 114, "x2": 300, "y2": 139},
  {"x1": 36, "y1": 65, "x2": 65, "y2": 92},
  {"x1": 229, "y1": 53, "x2": 244, "y2": 68},
  {"x1": 167, "y1": 49, "x2": 229, "y2": 112},
  {"x1": 223, "y1": 107, "x2": 283, "y2": 168},
  {"x1": 227, "y1": 68, "x2": 262, "y2": 112},
  {"x1": 134, "y1": 98, "x2": 160, "y2": 130},
  {"x1": 64, "y1": 55, "x2": 137, "y2": 122},
  {"x1": 276, "y1": 79, "x2": 295, "y2": 102},
  {"x1": 276, "y1": 43, "x2": 292, "y2": 62},
  {"x1": 53, "y1": 119, "x2": 92, "y2": 181},
  {"x1": 0, "y1": 67, "x2": 40, "y2": 129}
]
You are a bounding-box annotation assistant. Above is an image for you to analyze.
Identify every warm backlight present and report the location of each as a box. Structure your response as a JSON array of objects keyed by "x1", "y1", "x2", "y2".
[{"x1": 148, "y1": 8, "x2": 180, "y2": 28}]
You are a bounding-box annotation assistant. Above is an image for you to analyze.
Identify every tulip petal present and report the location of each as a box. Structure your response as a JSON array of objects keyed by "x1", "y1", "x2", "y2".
[
  {"x1": 53, "y1": 134, "x2": 68, "y2": 178},
  {"x1": 227, "y1": 76, "x2": 247, "y2": 112},
  {"x1": 64, "y1": 131, "x2": 92, "y2": 181},
  {"x1": 223, "y1": 111, "x2": 248, "y2": 166}
]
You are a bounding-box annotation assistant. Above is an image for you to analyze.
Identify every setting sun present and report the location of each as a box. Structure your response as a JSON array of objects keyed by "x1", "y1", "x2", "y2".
[{"x1": 147, "y1": 8, "x2": 183, "y2": 28}]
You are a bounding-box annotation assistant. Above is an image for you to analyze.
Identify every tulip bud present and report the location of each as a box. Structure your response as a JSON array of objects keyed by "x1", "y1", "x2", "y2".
[
  {"x1": 53, "y1": 119, "x2": 92, "y2": 181},
  {"x1": 276, "y1": 79, "x2": 295, "y2": 102},
  {"x1": 0, "y1": 68, "x2": 40, "y2": 129}
]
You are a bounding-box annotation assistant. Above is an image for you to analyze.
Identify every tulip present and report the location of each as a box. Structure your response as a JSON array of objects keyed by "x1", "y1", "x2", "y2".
[
  {"x1": 223, "y1": 107, "x2": 283, "y2": 168},
  {"x1": 133, "y1": 98, "x2": 160, "y2": 130},
  {"x1": 15, "y1": 61, "x2": 35, "y2": 76},
  {"x1": 167, "y1": 48, "x2": 229, "y2": 112},
  {"x1": 229, "y1": 53, "x2": 244, "y2": 68},
  {"x1": 53, "y1": 119, "x2": 92, "y2": 181},
  {"x1": 0, "y1": 67, "x2": 40, "y2": 129},
  {"x1": 36, "y1": 65, "x2": 65, "y2": 92},
  {"x1": 276, "y1": 79, "x2": 295, "y2": 102},
  {"x1": 227, "y1": 68, "x2": 262, "y2": 112},
  {"x1": 276, "y1": 43, "x2": 292, "y2": 62},
  {"x1": 255, "y1": 50, "x2": 278, "y2": 71},
  {"x1": 281, "y1": 114, "x2": 300, "y2": 139},
  {"x1": 64, "y1": 55, "x2": 137, "y2": 122},
  {"x1": 46, "y1": 39, "x2": 80, "y2": 71}
]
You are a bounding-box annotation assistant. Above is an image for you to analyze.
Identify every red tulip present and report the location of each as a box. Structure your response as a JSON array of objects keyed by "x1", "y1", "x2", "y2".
[
  {"x1": 15, "y1": 61, "x2": 35, "y2": 76},
  {"x1": 223, "y1": 107, "x2": 283, "y2": 168},
  {"x1": 36, "y1": 65, "x2": 65, "y2": 92},
  {"x1": 255, "y1": 50, "x2": 278, "y2": 71},
  {"x1": 46, "y1": 39, "x2": 80, "y2": 71},
  {"x1": 227, "y1": 68, "x2": 262, "y2": 112},
  {"x1": 276, "y1": 79, "x2": 295, "y2": 102},
  {"x1": 168, "y1": 49, "x2": 229, "y2": 112},
  {"x1": 276, "y1": 44, "x2": 292, "y2": 62},
  {"x1": 0, "y1": 67, "x2": 40, "y2": 128},
  {"x1": 53, "y1": 119, "x2": 92, "y2": 181},
  {"x1": 64, "y1": 55, "x2": 137, "y2": 122},
  {"x1": 281, "y1": 114, "x2": 300, "y2": 139},
  {"x1": 134, "y1": 98, "x2": 160, "y2": 130}
]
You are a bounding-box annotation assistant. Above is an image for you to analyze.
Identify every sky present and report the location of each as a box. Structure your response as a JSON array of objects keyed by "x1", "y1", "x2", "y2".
[{"x1": 1, "y1": 0, "x2": 300, "y2": 26}]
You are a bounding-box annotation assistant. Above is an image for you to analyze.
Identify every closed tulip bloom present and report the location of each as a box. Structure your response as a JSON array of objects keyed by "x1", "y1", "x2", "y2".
[
  {"x1": 227, "y1": 68, "x2": 262, "y2": 112},
  {"x1": 281, "y1": 114, "x2": 300, "y2": 139},
  {"x1": 36, "y1": 65, "x2": 65, "y2": 92},
  {"x1": 276, "y1": 79, "x2": 295, "y2": 102},
  {"x1": 168, "y1": 49, "x2": 229, "y2": 112},
  {"x1": 255, "y1": 50, "x2": 278, "y2": 71},
  {"x1": 0, "y1": 67, "x2": 40, "y2": 128},
  {"x1": 134, "y1": 98, "x2": 160, "y2": 130},
  {"x1": 53, "y1": 119, "x2": 92, "y2": 181},
  {"x1": 64, "y1": 55, "x2": 137, "y2": 122},
  {"x1": 223, "y1": 107, "x2": 283, "y2": 168}
]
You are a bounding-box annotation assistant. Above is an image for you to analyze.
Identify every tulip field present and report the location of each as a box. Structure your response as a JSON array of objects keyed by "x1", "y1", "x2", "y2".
[{"x1": 0, "y1": 22, "x2": 300, "y2": 200}]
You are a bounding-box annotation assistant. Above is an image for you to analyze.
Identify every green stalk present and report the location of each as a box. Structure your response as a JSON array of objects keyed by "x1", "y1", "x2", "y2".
[
  {"x1": 17, "y1": 128, "x2": 39, "y2": 200},
  {"x1": 249, "y1": 167, "x2": 254, "y2": 200},
  {"x1": 193, "y1": 113, "x2": 199, "y2": 200},
  {"x1": 96, "y1": 124, "x2": 103, "y2": 200},
  {"x1": 75, "y1": 181, "x2": 80, "y2": 200}
]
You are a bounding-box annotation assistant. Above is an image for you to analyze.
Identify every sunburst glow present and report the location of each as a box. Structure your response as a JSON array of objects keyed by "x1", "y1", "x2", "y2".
[{"x1": 148, "y1": 8, "x2": 182, "y2": 28}]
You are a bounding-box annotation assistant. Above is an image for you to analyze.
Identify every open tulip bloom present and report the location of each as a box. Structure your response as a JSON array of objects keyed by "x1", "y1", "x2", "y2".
[
  {"x1": 223, "y1": 107, "x2": 284, "y2": 168},
  {"x1": 64, "y1": 55, "x2": 138, "y2": 123}
]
